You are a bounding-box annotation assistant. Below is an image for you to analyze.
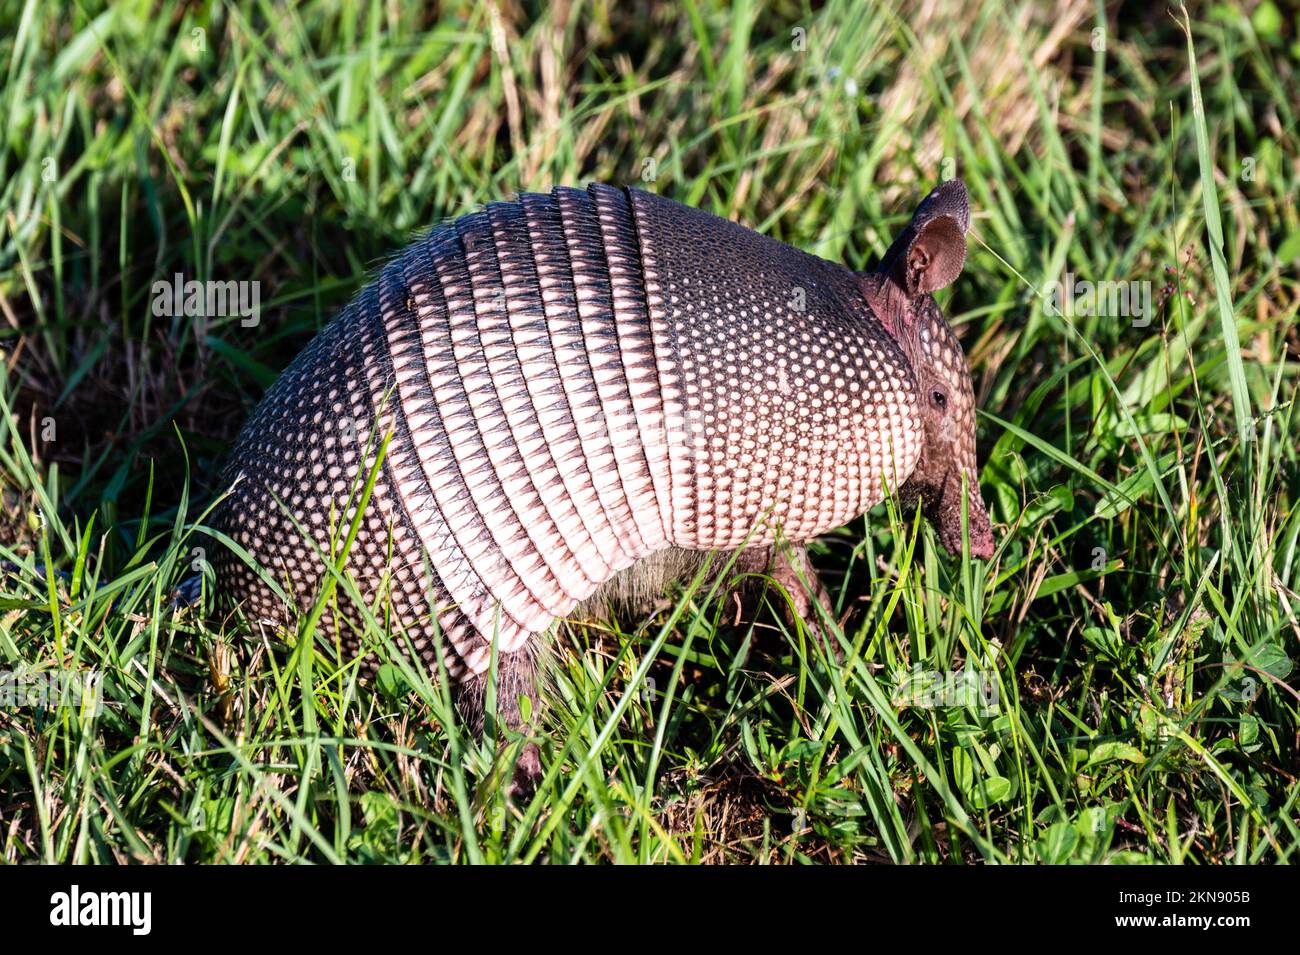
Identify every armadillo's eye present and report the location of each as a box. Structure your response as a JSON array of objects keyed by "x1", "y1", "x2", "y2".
[{"x1": 930, "y1": 388, "x2": 948, "y2": 410}]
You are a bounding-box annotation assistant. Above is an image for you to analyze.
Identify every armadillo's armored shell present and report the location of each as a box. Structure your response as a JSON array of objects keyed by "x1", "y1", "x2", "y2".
[{"x1": 216, "y1": 184, "x2": 922, "y2": 678}]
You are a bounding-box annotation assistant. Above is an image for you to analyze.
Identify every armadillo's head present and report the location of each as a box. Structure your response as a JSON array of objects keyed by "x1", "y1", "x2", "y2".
[{"x1": 859, "y1": 179, "x2": 995, "y2": 559}]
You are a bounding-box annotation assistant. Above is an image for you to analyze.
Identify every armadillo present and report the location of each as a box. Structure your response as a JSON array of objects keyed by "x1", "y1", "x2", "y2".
[{"x1": 215, "y1": 179, "x2": 994, "y2": 791}]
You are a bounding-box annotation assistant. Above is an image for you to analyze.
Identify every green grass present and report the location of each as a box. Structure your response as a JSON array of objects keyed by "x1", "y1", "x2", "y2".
[{"x1": 1, "y1": 0, "x2": 1297, "y2": 863}]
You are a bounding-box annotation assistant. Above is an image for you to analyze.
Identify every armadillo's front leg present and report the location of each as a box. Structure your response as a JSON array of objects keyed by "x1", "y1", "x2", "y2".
[
  {"x1": 456, "y1": 645, "x2": 543, "y2": 798},
  {"x1": 768, "y1": 544, "x2": 836, "y2": 633},
  {"x1": 731, "y1": 544, "x2": 839, "y2": 649}
]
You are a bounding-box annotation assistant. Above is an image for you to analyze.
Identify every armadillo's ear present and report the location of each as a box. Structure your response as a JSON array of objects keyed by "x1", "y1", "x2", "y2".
[{"x1": 881, "y1": 180, "x2": 970, "y2": 296}]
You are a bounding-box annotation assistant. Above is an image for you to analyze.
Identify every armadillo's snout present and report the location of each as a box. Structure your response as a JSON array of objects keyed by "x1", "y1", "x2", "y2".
[{"x1": 931, "y1": 470, "x2": 994, "y2": 560}]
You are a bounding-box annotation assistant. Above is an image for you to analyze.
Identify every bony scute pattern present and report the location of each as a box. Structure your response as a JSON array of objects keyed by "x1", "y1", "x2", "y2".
[
  {"x1": 629, "y1": 188, "x2": 923, "y2": 549},
  {"x1": 217, "y1": 181, "x2": 981, "y2": 691}
]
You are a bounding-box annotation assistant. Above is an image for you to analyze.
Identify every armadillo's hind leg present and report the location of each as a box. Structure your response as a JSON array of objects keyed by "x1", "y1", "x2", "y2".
[{"x1": 456, "y1": 643, "x2": 544, "y2": 799}]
